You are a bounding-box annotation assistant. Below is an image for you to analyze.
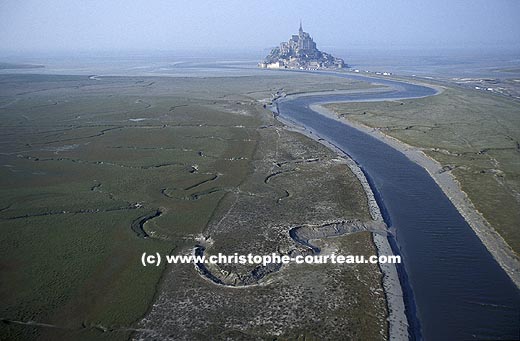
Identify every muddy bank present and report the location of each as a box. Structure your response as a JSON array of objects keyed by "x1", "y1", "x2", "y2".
[
  {"x1": 193, "y1": 244, "x2": 283, "y2": 287},
  {"x1": 130, "y1": 210, "x2": 162, "y2": 238},
  {"x1": 290, "y1": 220, "x2": 387, "y2": 253},
  {"x1": 193, "y1": 218, "x2": 382, "y2": 288},
  {"x1": 273, "y1": 112, "x2": 409, "y2": 341}
]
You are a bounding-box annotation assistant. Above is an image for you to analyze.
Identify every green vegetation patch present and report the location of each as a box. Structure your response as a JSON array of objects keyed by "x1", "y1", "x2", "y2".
[
  {"x1": 326, "y1": 86, "x2": 520, "y2": 252},
  {"x1": 0, "y1": 72, "x2": 384, "y2": 339}
]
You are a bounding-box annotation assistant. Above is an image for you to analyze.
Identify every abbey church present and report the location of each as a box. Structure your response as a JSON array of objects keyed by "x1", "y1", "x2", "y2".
[{"x1": 259, "y1": 22, "x2": 345, "y2": 70}]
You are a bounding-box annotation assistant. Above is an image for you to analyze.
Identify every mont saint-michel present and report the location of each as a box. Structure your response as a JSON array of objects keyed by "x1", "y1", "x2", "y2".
[
  {"x1": 259, "y1": 22, "x2": 346, "y2": 70},
  {"x1": 2, "y1": 1, "x2": 520, "y2": 340}
]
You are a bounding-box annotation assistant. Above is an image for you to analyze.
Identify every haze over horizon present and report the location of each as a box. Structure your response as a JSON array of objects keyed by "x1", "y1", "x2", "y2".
[{"x1": 1, "y1": 0, "x2": 520, "y2": 55}]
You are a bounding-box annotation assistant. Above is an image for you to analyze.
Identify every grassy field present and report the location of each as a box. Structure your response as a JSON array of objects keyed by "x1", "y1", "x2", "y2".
[
  {"x1": 0, "y1": 73, "x2": 387, "y2": 339},
  {"x1": 326, "y1": 85, "x2": 520, "y2": 253}
]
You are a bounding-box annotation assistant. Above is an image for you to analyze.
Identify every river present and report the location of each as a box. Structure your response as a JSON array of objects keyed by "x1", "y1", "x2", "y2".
[{"x1": 276, "y1": 73, "x2": 520, "y2": 340}]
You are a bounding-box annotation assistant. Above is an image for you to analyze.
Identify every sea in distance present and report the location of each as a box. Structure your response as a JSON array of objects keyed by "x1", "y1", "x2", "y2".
[{"x1": 1, "y1": 47, "x2": 520, "y2": 80}]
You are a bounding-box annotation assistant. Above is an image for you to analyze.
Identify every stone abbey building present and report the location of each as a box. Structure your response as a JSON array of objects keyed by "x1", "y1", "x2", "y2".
[{"x1": 259, "y1": 22, "x2": 345, "y2": 70}]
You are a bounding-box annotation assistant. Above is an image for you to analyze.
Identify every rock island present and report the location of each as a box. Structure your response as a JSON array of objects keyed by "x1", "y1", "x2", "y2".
[{"x1": 259, "y1": 22, "x2": 346, "y2": 70}]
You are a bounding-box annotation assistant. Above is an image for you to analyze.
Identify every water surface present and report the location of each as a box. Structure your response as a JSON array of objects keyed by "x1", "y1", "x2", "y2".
[{"x1": 277, "y1": 75, "x2": 520, "y2": 340}]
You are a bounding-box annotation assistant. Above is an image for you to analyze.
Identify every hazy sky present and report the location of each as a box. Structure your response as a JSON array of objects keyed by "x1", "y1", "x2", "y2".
[{"x1": 1, "y1": 0, "x2": 519, "y2": 53}]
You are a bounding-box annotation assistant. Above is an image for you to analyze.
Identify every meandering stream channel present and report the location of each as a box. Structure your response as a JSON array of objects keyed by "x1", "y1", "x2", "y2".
[{"x1": 276, "y1": 73, "x2": 520, "y2": 340}]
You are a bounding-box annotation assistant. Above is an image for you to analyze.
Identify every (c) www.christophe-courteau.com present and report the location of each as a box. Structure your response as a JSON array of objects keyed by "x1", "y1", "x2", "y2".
[{"x1": 141, "y1": 252, "x2": 401, "y2": 267}]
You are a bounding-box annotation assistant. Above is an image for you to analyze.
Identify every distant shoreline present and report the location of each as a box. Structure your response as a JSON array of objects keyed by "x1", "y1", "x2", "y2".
[{"x1": 0, "y1": 62, "x2": 44, "y2": 70}]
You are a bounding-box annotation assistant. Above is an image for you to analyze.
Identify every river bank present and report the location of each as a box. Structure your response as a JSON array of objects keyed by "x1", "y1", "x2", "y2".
[
  {"x1": 271, "y1": 71, "x2": 520, "y2": 339},
  {"x1": 310, "y1": 103, "x2": 520, "y2": 289},
  {"x1": 275, "y1": 113, "x2": 409, "y2": 341}
]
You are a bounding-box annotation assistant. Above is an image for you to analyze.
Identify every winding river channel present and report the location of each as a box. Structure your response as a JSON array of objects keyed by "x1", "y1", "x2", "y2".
[{"x1": 276, "y1": 73, "x2": 520, "y2": 340}]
